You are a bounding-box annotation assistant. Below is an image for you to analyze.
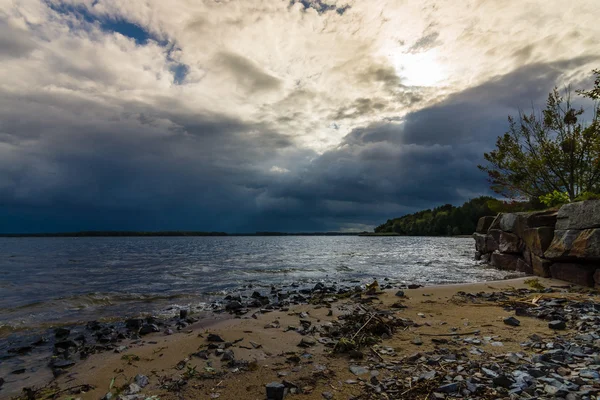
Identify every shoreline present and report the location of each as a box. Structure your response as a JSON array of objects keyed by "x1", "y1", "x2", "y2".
[{"x1": 4, "y1": 276, "x2": 598, "y2": 400}]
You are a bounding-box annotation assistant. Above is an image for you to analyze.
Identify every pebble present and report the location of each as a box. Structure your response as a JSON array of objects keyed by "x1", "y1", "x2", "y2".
[
  {"x1": 549, "y1": 320, "x2": 567, "y2": 330},
  {"x1": 503, "y1": 316, "x2": 520, "y2": 326},
  {"x1": 265, "y1": 382, "x2": 286, "y2": 400}
]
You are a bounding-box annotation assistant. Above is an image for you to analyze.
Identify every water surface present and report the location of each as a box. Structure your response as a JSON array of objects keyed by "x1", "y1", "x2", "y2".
[{"x1": 0, "y1": 236, "x2": 510, "y2": 332}]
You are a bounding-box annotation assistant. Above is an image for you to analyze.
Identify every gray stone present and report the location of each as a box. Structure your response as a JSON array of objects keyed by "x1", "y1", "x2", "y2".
[
  {"x1": 298, "y1": 337, "x2": 316, "y2": 347},
  {"x1": 221, "y1": 349, "x2": 235, "y2": 361},
  {"x1": 503, "y1": 316, "x2": 520, "y2": 327},
  {"x1": 490, "y1": 252, "x2": 521, "y2": 271},
  {"x1": 225, "y1": 301, "x2": 243, "y2": 311},
  {"x1": 126, "y1": 383, "x2": 141, "y2": 395},
  {"x1": 522, "y1": 227, "x2": 555, "y2": 257},
  {"x1": 498, "y1": 231, "x2": 521, "y2": 253},
  {"x1": 395, "y1": 290, "x2": 405, "y2": 297},
  {"x1": 556, "y1": 200, "x2": 600, "y2": 230},
  {"x1": 473, "y1": 232, "x2": 499, "y2": 254},
  {"x1": 516, "y1": 258, "x2": 533, "y2": 274},
  {"x1": 437, "y1": 382, "x2": 460, "y2": 393},
  {"x1": 476, "y1": 216, "x2": 496, "y2": 233},
  {"x1": 134, "y1": 374, "x2": 149, "y2": 388},
  {"x1": 139, "y1": 324, "x2": 160, "y2": 335},
  {"x1": 531, "y1": 255, "x2": 552, "y2": 278},
  {"x1": 545, "y1": 228, "x2": 600, "y2": 261},
  {"x1": 579, "y1": 369, "x2": 600, "y2": 380},
  {"x1": 549, "y1": 320, "x2": 567, "y2": 330},
  {"x1": 321, "y1": 392, "x2": 333, "y2": 399},
  {"x1": 349, "y1": 365, "x2": 369, "y2": 376},
  {"x1": 266, "y1": 382, "x2": 287, "y2": 400}
]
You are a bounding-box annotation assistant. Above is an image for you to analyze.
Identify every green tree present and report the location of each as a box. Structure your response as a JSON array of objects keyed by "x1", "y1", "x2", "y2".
[{"x1": 478, "y1": 70, "x2": 600, "y2": 201}]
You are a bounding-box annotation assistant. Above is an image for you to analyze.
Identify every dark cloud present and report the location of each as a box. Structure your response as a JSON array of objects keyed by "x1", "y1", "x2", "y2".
[
  {"x1": 1, "y1": 57, "x2": 597, "y2": 233},
  {"x1": 0, "y1": 19, "x2": 37, "y2": 60},
  {"x1": 216, "y1": 52, "x2": 282, "y2": 93}
]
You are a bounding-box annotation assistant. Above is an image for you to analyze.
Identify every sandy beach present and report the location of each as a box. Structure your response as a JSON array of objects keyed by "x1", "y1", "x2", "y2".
[{"x1": 7, "y1": 276, "x2": 595, "y2": 400}]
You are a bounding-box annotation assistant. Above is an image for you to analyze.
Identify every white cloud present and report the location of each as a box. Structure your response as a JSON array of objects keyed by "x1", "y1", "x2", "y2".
[{"x1": 2, "y1": 0, "x2": 598, "y2": 156}]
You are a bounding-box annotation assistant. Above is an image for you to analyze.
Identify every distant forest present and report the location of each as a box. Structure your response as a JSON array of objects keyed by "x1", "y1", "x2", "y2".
[{"x1": 374, "y1": 196, "x2": 500, "y2": 236}]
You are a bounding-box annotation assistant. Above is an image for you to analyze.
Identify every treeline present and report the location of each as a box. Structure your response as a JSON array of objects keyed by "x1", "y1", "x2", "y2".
[
  {"x1": 374, "y1": 196, "x2": 499, "y2": 236},
  {"x1": 0, "y1": 231, "x2": 367, "y2": 237}
]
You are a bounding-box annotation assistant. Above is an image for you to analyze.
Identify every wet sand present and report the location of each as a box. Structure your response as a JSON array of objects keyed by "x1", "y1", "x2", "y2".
[{"x1": 11, "y1": 276, "x2": 588, "y2": 400}]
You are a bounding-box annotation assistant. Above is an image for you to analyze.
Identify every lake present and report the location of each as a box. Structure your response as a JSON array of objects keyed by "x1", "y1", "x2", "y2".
[{"x1": 0, "y1": 236, "x2": 511, "y2": 334}]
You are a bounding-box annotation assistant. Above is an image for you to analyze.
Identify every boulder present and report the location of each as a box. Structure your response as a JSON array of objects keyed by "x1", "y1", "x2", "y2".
[
  {"x1": 490, "y1": 252, "x2": 521, "y2": 271},
  {"x1": 531, "y1": 255, "x2": 552, "y2": 278},
  {"x1": 549, "y1": 263, "x2": 596, "y2": 287},
  {"x1": 595, "y1": 269, "x2": 600, "y2": 288},
  {"x1": 498, "y1": 232, "x2": 521, "y2": 253},
  {"x1": 516, "y1": 258, "x2": 533, "y2": 274},
  {"x1": 473, "y1": 233, "x2": 498, "y2": 254},
  {"x1": 489, "y1": 213, "x2": 519, "y2": 233},
  {"x1": 476, "y1": 216, "x2": 496, "y2": 233},
  {"x1": 489, "y1": 210, "x2": 557, "y2": 238},
  {"x1": 522, "y1": 227, "x2": 555, "y2": 257},
  {"x1": 555, "y1": 200, "x2": 600, "y2": 230},
  {"x1": 544, "y1": 229, "x2": 600, "y2": 260}
]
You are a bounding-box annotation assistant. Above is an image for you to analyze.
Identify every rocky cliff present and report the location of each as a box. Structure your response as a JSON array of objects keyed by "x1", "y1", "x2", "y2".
[{"x1": 474, "y1": 200, "x2": 600, "y2": 287}]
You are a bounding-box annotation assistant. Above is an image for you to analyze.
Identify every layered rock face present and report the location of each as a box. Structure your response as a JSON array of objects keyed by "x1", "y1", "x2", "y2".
[{"x1": 474, "y1": 200, "x2": 600, "y2": 287}]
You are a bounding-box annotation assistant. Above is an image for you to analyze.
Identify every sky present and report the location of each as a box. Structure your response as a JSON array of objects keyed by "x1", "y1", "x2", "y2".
[{"x1": 0, "y1": 0, "x2": 599, "y2": 233}]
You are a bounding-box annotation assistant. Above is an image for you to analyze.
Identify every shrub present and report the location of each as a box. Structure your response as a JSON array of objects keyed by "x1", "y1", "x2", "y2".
[{"x1": 539, "y1": 190, "x2": 570, "y2": 208}]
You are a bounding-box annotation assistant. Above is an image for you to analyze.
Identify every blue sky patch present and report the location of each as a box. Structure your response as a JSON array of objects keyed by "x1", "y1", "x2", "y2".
[{"x1": 47, "y1": 1, "x2": 160, "y2": 45}]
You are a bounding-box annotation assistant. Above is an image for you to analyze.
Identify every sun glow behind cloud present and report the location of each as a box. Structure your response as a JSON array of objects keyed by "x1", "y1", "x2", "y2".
[{"x1": 395, "y1": 49, "x2": 448, "y2": 87}]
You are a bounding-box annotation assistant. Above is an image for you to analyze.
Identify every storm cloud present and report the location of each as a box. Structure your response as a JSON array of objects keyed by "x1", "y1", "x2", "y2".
[{"x1": 0, "y1": 0, "x2": 599, "y2": 232}]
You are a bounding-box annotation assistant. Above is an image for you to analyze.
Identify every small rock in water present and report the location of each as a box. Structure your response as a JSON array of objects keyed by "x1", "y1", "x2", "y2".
[
  {"x1": 139, "y1": 324, "x2": 160, "y2": 335},
  {"x1": 179, "y1": 309, "x2": 189, "y2": 319},
  {"x1": 225, "y1": 301, "x2": 243, "y2": 311},
  {"x1": 548, "y1": 320, "x2": 566, "y2": 330},
  {"x1": 503, "y1": 316, "x2": 520, "y2": 326},
  {"x1": 134, "y1": 374, "x2": 149, "y2": 388},
  {"x1": 54, "y1": 327, "x2": 70, "y2": 339},
  {"x1": 266, "y1": 382, "x2": 287, "y2": 400}
]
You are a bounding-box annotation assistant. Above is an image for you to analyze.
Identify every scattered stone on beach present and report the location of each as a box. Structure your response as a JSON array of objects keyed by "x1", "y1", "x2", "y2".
[
  {"x1": 322, "y1": 391, "x2": 333, "y2": 399},
  {"x1": 225, "y1": 301, "x2": 243, "y2": 311},
  {"x1": 0, "y1": 377, "x2": 4, "y2": 388},
  {"x1": 548, "y1": 320, "x2": 567, "y2": 330},
  {"x1": 221, "y1": 349, "x2": 235, "y2": 362},
  {"x1": 266, "y1": 381, "x2": 287, "y2": 400},
  {"x1": 126, "y1": 383, "x2": 141, "y2": 395},
  {"x1": 503, "y1": 316, "x2": 520, "y2": 326},
  {"x1": 395, "y1": 290, "x2": 405, "y2": 297},
  {"x1": 179, "y1": 309, "x2": 189, "y2": 319},
  {"x1": 207, "y1": 333, "x2": 225, "y2": 342},
  {"x1": 298, "y1": 337, "x2": 316, "y2": 348},
  {"x1": 134, "y1": 374, "x2": 149, "y2": 388},
  {"x1": 349, "y1": 365, "x2": 369, "y2": 376},
  {"x1": 412, "y1": 337, "x2": 423, "y2": 346}
]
